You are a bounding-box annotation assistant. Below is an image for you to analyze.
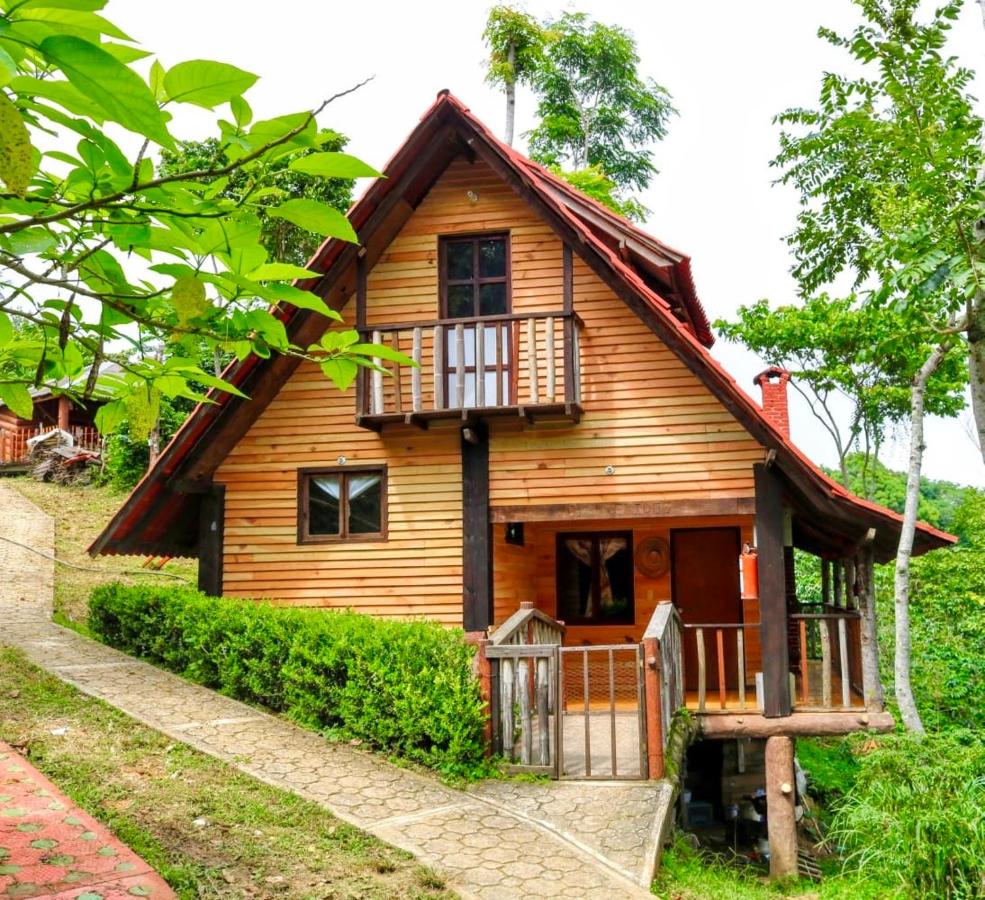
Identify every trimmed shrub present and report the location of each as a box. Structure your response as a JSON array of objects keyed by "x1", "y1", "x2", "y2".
[
  {"x1": 830, "y1": 730, "x2": 985, "y2": 898},
  {"x1": 88, "y1": 583, "x2": 489, "y2": 778}
]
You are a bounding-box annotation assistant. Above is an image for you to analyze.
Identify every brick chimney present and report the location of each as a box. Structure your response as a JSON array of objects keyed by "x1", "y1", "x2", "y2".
[{"x1": 753, "y1": 366, "x2": 791, "y2": 438}]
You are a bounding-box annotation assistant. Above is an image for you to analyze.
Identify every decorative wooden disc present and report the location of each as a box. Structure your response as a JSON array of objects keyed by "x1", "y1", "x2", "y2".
[{"x1": 636, "y1": 536, "x2": 670, "y2": 578}]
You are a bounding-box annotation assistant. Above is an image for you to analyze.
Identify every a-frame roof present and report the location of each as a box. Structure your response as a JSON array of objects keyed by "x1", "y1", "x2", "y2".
[{"x1": 90, "y1": 90, "x2": 955, "y2": 563}]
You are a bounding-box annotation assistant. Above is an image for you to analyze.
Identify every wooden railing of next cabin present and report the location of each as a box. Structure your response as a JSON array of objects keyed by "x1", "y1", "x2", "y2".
[
  {"x1": 485, "y1": 602, "x2": 565, "y2": 774},
  {"x1": 357, "y1": 310, "x2": 582, "y2": 423},
  {"x1": 0, "y1": 424, "x2": 101, "y2": 464},
  {"x1": 641, "y1": 601, "x2": 685, "y2": 779}
]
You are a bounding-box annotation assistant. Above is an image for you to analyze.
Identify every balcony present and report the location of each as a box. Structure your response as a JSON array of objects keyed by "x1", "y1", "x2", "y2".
[{"x1": 355, "y1": 310, "x2": 583, "y2": 430}]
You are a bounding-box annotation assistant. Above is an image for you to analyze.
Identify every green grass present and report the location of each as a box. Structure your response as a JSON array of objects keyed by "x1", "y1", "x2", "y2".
[{"x1": 0, "y1": 647, "x2": 452, "y2": 899}]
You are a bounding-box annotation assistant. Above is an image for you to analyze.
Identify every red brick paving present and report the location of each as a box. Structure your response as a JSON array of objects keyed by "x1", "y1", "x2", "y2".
[{"x1": 0, "y1": 741, "x2": 175, "y2": 899}]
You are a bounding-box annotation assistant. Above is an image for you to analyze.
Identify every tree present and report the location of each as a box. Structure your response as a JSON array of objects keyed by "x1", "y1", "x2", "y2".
[
  {"x1": 770, "y1": 0, "x2": 982, "y2": 731},
  {"x1": 525, "y1": 12, "x2": 675, "y2": 193},
  {"x1": 716, "y1": 295, "x2": 966, "y2": 489},
  {"x1": 483, "y1": 5, "x2": 546, "y2": 147},
  {"x1": 0, "y1": 1, "x2": 405, "y2": 448},
  {"x1": 549, "y1": 164, "x2": 647, "y2": 222},
  {"x1": 159, "y1": 132, "x2": 355, "y2": 266}
]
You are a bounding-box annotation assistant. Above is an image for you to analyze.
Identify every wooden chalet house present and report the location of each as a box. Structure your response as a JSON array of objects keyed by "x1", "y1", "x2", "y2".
[{"x1": 93, "y1": 92, "x2": 953, "y2": 866}]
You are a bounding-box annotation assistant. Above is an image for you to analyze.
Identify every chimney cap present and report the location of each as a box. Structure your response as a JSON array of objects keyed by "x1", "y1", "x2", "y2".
[{"x1": 753, "y1": 365, "x2": 791, "y2": 388}]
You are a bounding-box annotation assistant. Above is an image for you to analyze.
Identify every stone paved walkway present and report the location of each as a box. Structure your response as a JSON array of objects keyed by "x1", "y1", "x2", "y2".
[
  {"x1": 0, "y1": 741, "x2": 176, "y2": 899},
  {"x1": 0, "y1": 483, "x2": 672, "y2": 898}
]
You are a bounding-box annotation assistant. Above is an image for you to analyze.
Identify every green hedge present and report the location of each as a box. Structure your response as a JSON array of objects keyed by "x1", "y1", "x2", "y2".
[{"x1": 88, "y1": 583, "x2": 489, "y2": 778}]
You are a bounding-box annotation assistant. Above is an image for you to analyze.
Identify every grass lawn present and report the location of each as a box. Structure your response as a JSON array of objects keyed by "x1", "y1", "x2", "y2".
[
  {"x1": 9, "y1": 478, "x2": 197, "y2": 628},
  {"x1": 0, "y1": 647, "x2": 452, "y2": 900}
]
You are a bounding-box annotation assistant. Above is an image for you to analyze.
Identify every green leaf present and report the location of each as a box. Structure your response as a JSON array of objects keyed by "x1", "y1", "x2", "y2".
[
  {"x1": 0, "y1": 92, "x2": 35, "y2": 195},
  {"x1": 349, "y1": 342, "x2": 418, "y2": 366},
  {"x1": 320, "y1": 357, "x2": 358, "y2": 391},
  {"x1": 265, "y1": 284, "x2": 341, "y2": 320},
  {"x1": 288, "y1": 151, "x2": 380, "y2": 179},
  {"x1": 162, "y1": 60, "x2": 258, "y2": 109},
  {"x1": 0, "y1": 310, "x2": 12, "y2": 344},
  {"x1": 0, "y1": 45, "x2": 16, "y2": 87},
  {"x1": 268, "y1": 199, "x2": 357, "y2": 242},
  {"x1": 148, "y1": 59, "x2": 166, "y2": 102},
  {"x1": 14, "y1": 1, "x2": 109, "y2": 11},
  {"x1": 230, "y1": 94, "x2": 251, "y2": 127},
  {"x1": 39, "y1": 35, "x2": 173, "y2": 148},
  {"x1": 247, "y1": 262, "x2": 320, "y2": 281},
  {"x1": 0, "y1": 383, "x2": 33, "y2": 419}
]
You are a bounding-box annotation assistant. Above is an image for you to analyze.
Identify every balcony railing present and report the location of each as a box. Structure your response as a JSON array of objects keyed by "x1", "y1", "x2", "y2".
[
  {"x1": 356, "y1": 310, "x2": 582, "y2": 428},
  {"x1": 0, "y1": 425, "x2": 101, "y2": 465}
]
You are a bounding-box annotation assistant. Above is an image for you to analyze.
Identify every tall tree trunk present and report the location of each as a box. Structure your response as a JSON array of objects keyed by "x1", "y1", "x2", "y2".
[
  {"x1": 894, "y1": 342, "x2": 947, "y2": 733},
  {"x1": 967, "y1": 292, "x2": 985, "y2": 463},
  {"x1": 504, "y1": 44, "x2": 516, "y2": 146}
]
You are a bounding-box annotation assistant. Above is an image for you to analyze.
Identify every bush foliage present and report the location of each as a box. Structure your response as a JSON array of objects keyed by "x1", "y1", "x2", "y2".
[{"x1": 88, "y1": 583, "x2": 489, "y2": 778}]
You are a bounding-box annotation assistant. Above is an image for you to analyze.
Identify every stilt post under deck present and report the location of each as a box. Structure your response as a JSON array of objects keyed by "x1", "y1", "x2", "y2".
[{"x1": 765, "y1": 735, "x2": 798, "y2": 880}]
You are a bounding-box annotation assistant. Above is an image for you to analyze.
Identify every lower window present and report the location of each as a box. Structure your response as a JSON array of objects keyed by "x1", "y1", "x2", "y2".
[
  {"x1": 298, "y1": 466, "x2": 387, "y2": 542},
  {"x1": 556, "y1": 532, "x2": 634, "y2": 624}
]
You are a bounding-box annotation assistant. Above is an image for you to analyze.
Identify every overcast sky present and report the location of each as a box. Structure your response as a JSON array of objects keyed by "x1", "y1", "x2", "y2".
[{"x1": 109, "y1": 0, "x2": 985, "y2": 487}]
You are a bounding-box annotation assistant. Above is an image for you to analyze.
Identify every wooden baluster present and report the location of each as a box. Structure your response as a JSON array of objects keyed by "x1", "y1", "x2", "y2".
[
  {"x1": 495, "y1": 322, "x2": 504, "y2": 407},
  {"x1": 501, "y1": 657, "x2": 514, "y2": 760},
  {"x1": 433, "y1": 325, "x2": 444, "y2": 410},
  {"x1": 391, "y1": 332, "x2": 402, "y2": 415},
  {"x1": 475, "y1": 322, "x2": 485, "y2": 407},
  {"x1": 608, "y1": 648, "x2": 617, "y2": 776},
  {"x1": 527, "y1": 318, "x2": 539, "y2": 404},
  {"x1": 582, "y1": 649, "x2": 591, "y2": 777},
  {"x1": 454, "y1": 323, "x2": 466, "y2": 409},
  {"x1": 696, "y1": 628, "x2": 706, "y2": 712},
  {"x1": 833, "y1": 562, "x2": 843, "y2": 608},
  {"x1": 371, "y1": 330, "x2": 383, "y2": 415},
  {"x1": 716, "y1": 629, "x2": 727, "y2": 709},
  {"x1": 518, "y1": 658, "x2": 532, "y2": 765},
  {"x1": 411, "y1": 327, "x2": 422, "y2": 413},
  {"x1": 571, "y1": 323, "x2": 582, "y2": 403},
  {"x1": 545, "y1": 315, "x2": 556, "y2": 402},
  {"x1": 838, "y1": 616, "x2": 851, "y2": 708},
  {"x1": 737, "y1": 628, "x2": 746, "y2": 709},
  {"x1": 537, "y1": 656, "x2": 550, "y2": 766},
  {"x1": 820, "y1": 619, "x2": 832, "y2": 708},
  {"x1": 799, "y1": 619, "x2": 809, "y2": 705}
]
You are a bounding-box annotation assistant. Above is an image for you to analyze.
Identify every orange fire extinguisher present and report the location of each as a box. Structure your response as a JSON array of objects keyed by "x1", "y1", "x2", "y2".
[{"x1": 740, "y1": 543, "x2": 759, "y2": 600}]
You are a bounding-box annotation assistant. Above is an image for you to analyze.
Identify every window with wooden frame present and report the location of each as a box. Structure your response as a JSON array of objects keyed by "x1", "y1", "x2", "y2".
[
  {"x1": 556, "y1": 532, "x2": 634, "y2": 625},
  {"x1": 439, "y1": 233, "x2": 512, "y2": 408},
  {"x1": 297, "y1": 466, "x2": 387, "y2": 543}
]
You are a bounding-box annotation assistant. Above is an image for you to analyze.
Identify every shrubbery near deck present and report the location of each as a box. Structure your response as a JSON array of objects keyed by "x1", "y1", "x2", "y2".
[{"x1": 88, "y1": 583, "x2": 489, "y2": 778}]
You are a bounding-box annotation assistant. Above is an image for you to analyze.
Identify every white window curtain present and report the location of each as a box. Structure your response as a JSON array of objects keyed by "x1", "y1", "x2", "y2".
[
  {"x1": 311, "y1": 476, "x2": 341, "y2": 498},
  {"x1": 346, "y1": 473, "x2": 380, "y2": 501},
  {"x1": 564, "y1": 536, "x2": 627, "y2": 617}
]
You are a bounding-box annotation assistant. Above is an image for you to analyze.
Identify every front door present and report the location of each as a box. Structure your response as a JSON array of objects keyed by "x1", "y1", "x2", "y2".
[{"x1": 671, "y1": 527, "x2": 742, "y2": 692}]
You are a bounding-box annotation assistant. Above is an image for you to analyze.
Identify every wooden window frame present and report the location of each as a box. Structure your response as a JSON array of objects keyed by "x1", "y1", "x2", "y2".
[
  {"x1": 556, "y1": 530, "x2": 635, "y2": 626},
  {"x1": 297, "y1": 464, "x2": 388, "y2": 544},
  {"x1": 438, "y1": 232, "x2": 512, "y2": 319}
]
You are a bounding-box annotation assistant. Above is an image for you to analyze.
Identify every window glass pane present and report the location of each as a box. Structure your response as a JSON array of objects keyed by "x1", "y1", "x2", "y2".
[
  {"x1": 599, "y1": 537, "x2": 633, "y2": 620},
  {"x1": 479, "y1": 282, "x2": 507, "y2": 316},
  {"x1": 558, "y1": 538, "x2": 594, "y2": 621},
  {"x1": 478, "y1": 238, "x2": 506, "y2": 278},
  {"x1": 446, "y1": 241, "x2": 473, "y2": 281},
  {"x1": 446, "y1": 372, "x2": 478, "y2": 408},
  {"x1": 347, "y1": 473, "x2": 382, "y2": 534},
  {"x1": 447, "y1": 283, "x2": 473, "y2": 318},
  {"x1": 308, "y1": 475, "x2": 340, "y2": 535}
]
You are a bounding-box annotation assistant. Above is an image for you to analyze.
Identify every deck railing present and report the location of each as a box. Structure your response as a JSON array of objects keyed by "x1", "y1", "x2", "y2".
[
  {"x1": 0, "y1": 424, "x2": 101, "y2": 464},
  {"x1": 789, "y1": 609, "x2": 863, "y2": 710},
  {"x1": 683, "y1": 622, "x2": 760, "y2": 712},
  {"x1": 357, "y1": 310, "x2": 581, "y2": 420},
  {"x1": 486, "y1": 603, "x2": 565, "y2": 772},
  {"x1": 642, "y1": 601, "x2": 684, "y2": 778}
]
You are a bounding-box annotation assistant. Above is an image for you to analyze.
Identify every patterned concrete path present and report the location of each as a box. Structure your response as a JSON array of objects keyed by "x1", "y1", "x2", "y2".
[
  {"x1": 0, "y1": 741, "x2": 175, "y2": 899},
  {"x1": 0, "y1": 483, "x2": 672, "y2": 898}
]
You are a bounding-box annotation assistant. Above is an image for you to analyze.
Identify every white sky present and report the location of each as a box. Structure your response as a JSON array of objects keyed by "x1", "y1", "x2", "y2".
[{"x1": 109, "y1": 0, "x2": 985, "y2": 487}]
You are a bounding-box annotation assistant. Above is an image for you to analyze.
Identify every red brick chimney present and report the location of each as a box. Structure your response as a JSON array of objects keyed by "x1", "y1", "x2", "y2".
[{"x1": 753, "y1": 366, "x2": 791, "y2": 438}]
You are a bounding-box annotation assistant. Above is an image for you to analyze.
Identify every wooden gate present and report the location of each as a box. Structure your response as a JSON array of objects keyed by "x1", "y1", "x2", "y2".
[{"x1": 556, "y1": 644, "x2": 648, "y2": 780}]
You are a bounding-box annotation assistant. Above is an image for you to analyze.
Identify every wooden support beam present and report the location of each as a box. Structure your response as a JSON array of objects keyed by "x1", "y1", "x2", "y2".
[
  {"x1": 197, "y1": 483, "x2": 225, "y2": 597},
  {"x1": 461, "y1": 421, "x2": 492, "y2": 632},
  {"x1": 765, "y1": 736, "x2": 798, "y2": 880},
  {"x1": 755, "y1": 463, "x2": 791, "y2": 717},
  {"x1": 698, "y1": 709, "x2": 894, "y2": 739},
  {"x1": 490, "y1": 497, "x2": 756, "y2": 523}
]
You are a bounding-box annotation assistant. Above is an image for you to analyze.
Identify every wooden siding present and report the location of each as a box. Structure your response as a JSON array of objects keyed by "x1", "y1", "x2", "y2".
[{"x1": 214, "y1": 362, "x2": 464, "y2": 623}]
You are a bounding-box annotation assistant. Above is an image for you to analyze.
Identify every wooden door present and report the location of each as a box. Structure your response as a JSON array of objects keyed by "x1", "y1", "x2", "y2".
[{"x1": 671, "y1": 528, "x2": 742, "y2": 693}]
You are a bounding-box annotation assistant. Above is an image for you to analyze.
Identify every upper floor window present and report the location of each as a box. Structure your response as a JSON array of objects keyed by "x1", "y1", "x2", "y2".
[
  {"x1": 297, "y1": 466, "x2": 387, "y2": 543},
  {"x1": 440, "y1": 234, "x2": 510, "y2": 319}
]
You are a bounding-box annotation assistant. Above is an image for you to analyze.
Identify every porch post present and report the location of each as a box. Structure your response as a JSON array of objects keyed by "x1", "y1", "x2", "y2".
[
  {"x1": 462, "y1": 421, "x2": 492, "y2": 632},
  {"x1": 197, "y1": 483, "x2": 225, "y2": 597},
  {"x1": 57, "y1": 395, "x2": 70, "y2": 432},
  {"x1": 754, "y1": 463, "x2": 791, "y2": 717},
  {"x1": 857, "y1": 543, "x2": 883, "y2": 710},
  {"x1": 765, "y1": 735, "x2": 798, "y2": 879}
]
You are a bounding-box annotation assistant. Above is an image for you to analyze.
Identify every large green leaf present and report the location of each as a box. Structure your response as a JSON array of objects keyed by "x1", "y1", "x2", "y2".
[
  {"x1": 247, "y1": 262, "x2": 320, "y2": 281},
  {"x1": 0, "y1": 382, "x2": 33, "y2": 419},
  {"x1": 288, "y1": 151, "x2": 381, "y2": 179},
  {"x1": 39, "y1": 35, "x2": 172, "y2": 147},
  {"x1": 268, "y1": 199, "x2": 357, "y2": 241},
  {"x1": 14, "y1": 1, "x2": 109, "y2": 11},
  {"x1": 163, "y1": 60, "x2": 257, "y2": 109}
]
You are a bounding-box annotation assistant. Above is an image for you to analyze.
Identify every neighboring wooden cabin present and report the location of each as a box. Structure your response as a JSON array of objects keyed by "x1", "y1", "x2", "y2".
[{"x1": 92, "y1": 93, "x2": 953, "y2": 816}]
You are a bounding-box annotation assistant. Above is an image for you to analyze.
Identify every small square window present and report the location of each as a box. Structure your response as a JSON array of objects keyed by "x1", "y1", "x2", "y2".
[{"x1": 298, "y1": 466, "x2": 387, "y2": 542}]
